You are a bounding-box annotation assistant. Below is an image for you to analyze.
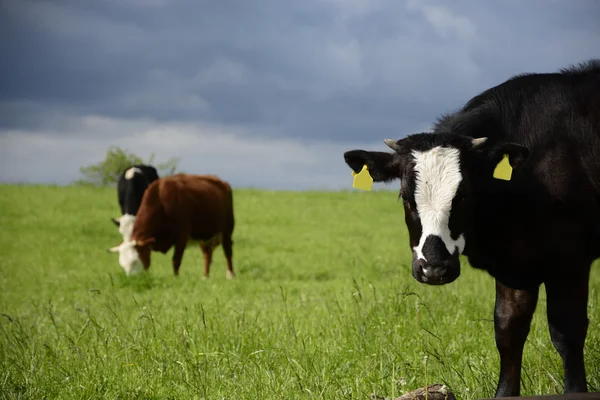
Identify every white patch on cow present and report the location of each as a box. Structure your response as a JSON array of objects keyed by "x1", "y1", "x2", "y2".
[
  {"x1": 412, "y1": 146, "x2": 466, "y2": 261},
  {"x1": 124, "y1": 167, "x2": 142, "y2": 180},
  {"x1": 118, "y1": 214, "x2": 136, "y2": 241},
  {"x1": 109, "y1": 240, "x2": 143, "y2": 276}
]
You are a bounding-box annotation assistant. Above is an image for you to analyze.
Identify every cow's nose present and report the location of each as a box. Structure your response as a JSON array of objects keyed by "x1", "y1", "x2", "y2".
[
  {"x1": 413, "y1": 258, "x2": 427, "y2": 275},
  {"x1": 412, "y1": 258, "x2": 449, "y2": 284},
  {"x1": 422, "y1": 263, "x2": 448, "y2": 280}
]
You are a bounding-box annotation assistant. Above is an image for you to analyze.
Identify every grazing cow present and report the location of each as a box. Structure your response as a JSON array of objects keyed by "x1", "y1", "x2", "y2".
[
  {"x1": 111, "y1": 164, "x2": 159, "y2": 241},
  {"x1": 343, "y1": 60, "x2": 600, "y2": 397},
  {"x1": 107, "y1": 173, "x2": 235, "y2": 279}
]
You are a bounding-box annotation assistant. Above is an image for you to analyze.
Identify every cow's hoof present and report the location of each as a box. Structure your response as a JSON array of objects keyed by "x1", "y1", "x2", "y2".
[
  {"x1": 226, "y1": 271, "x2": 235, "y2": 280},
  {"x1": 201, "y1": 275, "x2": 208, "y2": 280}
]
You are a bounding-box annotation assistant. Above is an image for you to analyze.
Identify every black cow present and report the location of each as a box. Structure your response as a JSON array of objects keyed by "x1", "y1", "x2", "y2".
[
  {"x1": 344, "y1": 59, "x2": 600, "y2": 397},
  {"x1": 111, "y1": 164, "x2": 159, "y2": 241}
]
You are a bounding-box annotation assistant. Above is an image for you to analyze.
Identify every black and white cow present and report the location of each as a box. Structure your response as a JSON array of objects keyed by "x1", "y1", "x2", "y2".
[
  {"x1": 344, "y1": 59, "x2": 600, "y2": 397},
  {"x1": 111, "y1": 164, "x2": 159, "y2": 241}
]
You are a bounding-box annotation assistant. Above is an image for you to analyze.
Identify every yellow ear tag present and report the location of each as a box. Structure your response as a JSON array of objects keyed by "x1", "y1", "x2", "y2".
[
  {"x1": 351, "y1": 164, "x2": 373, "y2": 191},
  {"x1": 493, "y1": 154, "x2": 513, "y2": 181}
]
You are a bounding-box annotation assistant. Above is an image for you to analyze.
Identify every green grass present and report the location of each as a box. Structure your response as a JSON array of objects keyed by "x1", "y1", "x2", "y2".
[{"x1": 0, "y1": 184, "x2": 599, "y2": 399}]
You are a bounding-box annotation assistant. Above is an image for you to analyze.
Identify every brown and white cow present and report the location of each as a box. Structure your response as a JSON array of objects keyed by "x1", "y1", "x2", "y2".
[{"x1": 107, "y1": 173, "x2": 235, "y2": 279}]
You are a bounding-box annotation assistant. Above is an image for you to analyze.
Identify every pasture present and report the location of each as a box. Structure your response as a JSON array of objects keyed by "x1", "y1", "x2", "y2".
[{"x1": 1, "y1": 184, "x2": 599, "y2": 399}]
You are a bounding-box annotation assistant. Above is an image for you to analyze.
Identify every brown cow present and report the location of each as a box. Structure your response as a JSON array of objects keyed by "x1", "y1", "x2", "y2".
[{"x1": 107, "y1": 173, "x2": 235, "y2": 279}]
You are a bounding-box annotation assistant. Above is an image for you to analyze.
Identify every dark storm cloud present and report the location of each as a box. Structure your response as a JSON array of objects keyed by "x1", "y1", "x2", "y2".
[
  {"x1": 2, "y1": 0, "x2": 594, "y2": 135},
  {"x1": 0, "y1": 0, "x2": 599, "y2": 187}
]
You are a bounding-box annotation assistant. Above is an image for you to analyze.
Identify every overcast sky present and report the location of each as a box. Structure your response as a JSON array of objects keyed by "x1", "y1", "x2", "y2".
[{"x1": 1, "y1": 0, "x2": 599, "y2": 190}]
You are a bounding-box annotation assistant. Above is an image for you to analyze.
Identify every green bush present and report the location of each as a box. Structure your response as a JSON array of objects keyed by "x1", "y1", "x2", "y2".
[{"x1": 75, "y1": 146, "x2": 180, "y2": 186}]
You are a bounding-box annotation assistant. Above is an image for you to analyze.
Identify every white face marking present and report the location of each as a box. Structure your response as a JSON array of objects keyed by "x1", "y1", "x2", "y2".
[
  {"x1": 109, "y1": 241, "x2": 143, "y2": 276},
  {"x1": 412, "y1": 146, "x2": 466, "y2": 261},
  {"x1": 118, "y1": 214, "x2": 136, "y2": 242},
  {"x1": 124, "y1": 167, "x2": 142, "y2": 180}
]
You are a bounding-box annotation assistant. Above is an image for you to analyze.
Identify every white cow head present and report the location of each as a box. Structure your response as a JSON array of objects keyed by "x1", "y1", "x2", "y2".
[{"x1": 107, "y1": 238, "x2": 155, "y2": 276}]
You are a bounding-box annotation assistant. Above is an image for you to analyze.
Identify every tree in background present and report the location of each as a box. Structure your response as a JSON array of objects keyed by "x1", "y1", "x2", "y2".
[{"x1": 76, "y1": 146, "x2": 180, "y2": 186}]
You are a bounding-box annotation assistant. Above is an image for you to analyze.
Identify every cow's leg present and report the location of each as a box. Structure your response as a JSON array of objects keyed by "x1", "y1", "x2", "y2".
[
  {"x1": 494, "y1": 280, "x2": 539, "y2": 398},
  {"x1": 545, "y1": 269, "x2": 590, "y2": 393},
  {"x1": 222, "y1": 235, "x2": 234, "y2": 280},
  {"x1": 200, "y1": 243, "x2": 214, "y2": 280},
  {"x1": 172, "y1": 240, "x2": 186, "y2": 276}
]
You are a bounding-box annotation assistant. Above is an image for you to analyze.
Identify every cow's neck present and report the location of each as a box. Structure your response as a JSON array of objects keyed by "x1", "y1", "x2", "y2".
[{"x1": 462, "y1": 179, "x2": 527, "y2": 257}]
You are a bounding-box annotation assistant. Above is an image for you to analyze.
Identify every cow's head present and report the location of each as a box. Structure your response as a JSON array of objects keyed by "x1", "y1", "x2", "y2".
[
  {"x1": 344, "y1": 132, "x2": 528, "y2": 285},
  {"x1": 106, "y1": 237, "x2": 155, "y2": 276}
]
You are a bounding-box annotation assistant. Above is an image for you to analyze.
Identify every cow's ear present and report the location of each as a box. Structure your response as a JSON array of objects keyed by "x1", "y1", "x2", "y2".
[
  {"x1": 106, "y1": 243, "x2": 122, "y2": 253},
  {"x1": 111, "y1": 217, "x2": 121, "y2": 227},
  {"x1": 135, "y1": 237, "x2": 156, "y2": 248},
  {"x1": 343, "y1": 150, "x2": 401, "y2": 183},
  {"x1": 489, "y1": 142, "x2": 529, "y2": 169}
]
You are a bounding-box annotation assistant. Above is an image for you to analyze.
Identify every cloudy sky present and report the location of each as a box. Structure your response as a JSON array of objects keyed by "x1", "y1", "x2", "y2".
[{"x1": 1, "y1": 0, "x2": 599, "y2": 190}]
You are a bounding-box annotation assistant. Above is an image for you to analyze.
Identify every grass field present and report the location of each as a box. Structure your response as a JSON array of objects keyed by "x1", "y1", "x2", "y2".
[{"x1": 1, "y1": 184, "x2": 599, "y2": 399}]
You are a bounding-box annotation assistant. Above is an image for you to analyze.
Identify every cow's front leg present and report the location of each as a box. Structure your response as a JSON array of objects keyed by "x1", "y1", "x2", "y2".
[
  {"x1": 494, "y1": 280, "x2": 539, "y2": 398},
  {"x1": 172, "y1": 239, "x2": 187, "y2": 276},
  {"x1": 545, "y1": 270, "x2": 590, "y2": 393}
]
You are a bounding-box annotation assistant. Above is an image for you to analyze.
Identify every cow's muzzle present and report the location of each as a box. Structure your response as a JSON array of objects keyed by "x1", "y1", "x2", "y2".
[{"x1": 412, "y1": 256, "x2": 460, "y2": 285}]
